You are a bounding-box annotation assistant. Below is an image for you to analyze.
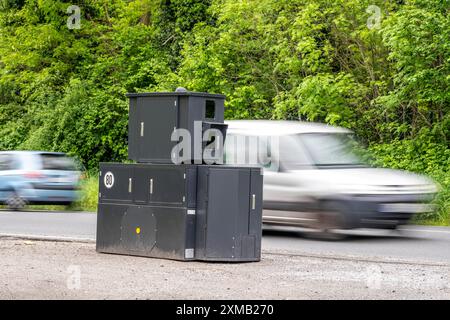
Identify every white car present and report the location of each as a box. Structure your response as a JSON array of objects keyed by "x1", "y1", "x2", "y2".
[{"x1": 224, "y1": 120, "x2": 437, "y2": 233}]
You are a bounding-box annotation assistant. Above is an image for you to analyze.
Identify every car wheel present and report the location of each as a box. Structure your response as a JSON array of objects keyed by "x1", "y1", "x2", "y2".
[
  {"x1": 6, "y1": 192, "x2": 27, "y2": 211},
  {"x1": 314, "y1": 201, "x2": 349, "y2": 240}
]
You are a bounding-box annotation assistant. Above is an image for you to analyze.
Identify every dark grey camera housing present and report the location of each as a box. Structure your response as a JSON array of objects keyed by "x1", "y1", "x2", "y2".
[
  {"x1": 127, "y1": 91, "x2": 226, "y2": 164},
  {"x1": 96, "y1": 163, "x2": 263, "y2": 262}
]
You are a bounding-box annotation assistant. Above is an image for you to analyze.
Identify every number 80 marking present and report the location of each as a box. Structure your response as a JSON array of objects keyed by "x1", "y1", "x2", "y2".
[{"x1": 104, "y1": 172, "x2": 115, "y2": 189}]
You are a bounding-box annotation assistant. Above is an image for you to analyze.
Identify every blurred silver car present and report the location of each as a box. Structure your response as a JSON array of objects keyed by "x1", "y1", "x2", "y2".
[
  {"x1": 224, "y1": 120, "x2": 437, "y2": 234},
  {"x1": 0, "y1": 151, "x2": 82, "y2": 210}
]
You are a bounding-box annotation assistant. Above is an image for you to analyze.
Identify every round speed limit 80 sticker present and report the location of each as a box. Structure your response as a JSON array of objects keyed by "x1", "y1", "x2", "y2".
[{"x1": 104, "y1": 171, "x2": 115, "y2": 189}]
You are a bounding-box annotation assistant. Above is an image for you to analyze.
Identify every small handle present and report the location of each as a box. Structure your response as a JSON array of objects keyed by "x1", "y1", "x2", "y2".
[
  {"x1": 149, "y1": 178, "x2": 153, "y2": 194},
  {"x1": 140, "y1": 122, "x2": 144, "y2": 137},
  {"x1": 128, "y1": 178, "x2": 132, "y2": 193},
  {"x1": 251, "y1": 194, "x2": 256, "y2": 210}
]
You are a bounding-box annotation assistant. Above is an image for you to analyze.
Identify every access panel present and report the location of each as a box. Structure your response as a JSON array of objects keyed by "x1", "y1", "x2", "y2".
[
  {"x1": 96, "y1": 203, "x2": 196, "y2": 261},
  {"x1": 195, "y1": 166, "x2": 263, "y2": 262},
  {"x1": 99, "y1": 164, "x2": 133, "y2": 204},
  {"x1": 99, "y1": 163, "x2": 197, "y2": 208},
  {"x1": 137, "y1": 96, "x2": 178, "y2": 163}
]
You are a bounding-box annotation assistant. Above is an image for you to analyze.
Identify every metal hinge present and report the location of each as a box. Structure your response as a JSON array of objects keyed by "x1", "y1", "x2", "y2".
[{"x1": 149, "y1": 178, "x2": 153, "y2": 194}]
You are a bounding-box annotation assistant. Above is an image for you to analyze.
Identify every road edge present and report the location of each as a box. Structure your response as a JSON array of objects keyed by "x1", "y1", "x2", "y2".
[{"x1": 1, "y1": 233, "x2": 448, "y2": 268}]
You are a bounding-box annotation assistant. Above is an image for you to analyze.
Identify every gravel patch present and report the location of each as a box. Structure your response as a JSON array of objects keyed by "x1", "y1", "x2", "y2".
[{"x1": 0, "y1": 239, "x2": 449, "y2": 299}]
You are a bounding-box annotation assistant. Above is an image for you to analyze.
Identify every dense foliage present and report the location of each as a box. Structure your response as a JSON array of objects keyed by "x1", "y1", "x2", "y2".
[{"x1": 0, "y1": 0, "x2": 448, "y2": 222}]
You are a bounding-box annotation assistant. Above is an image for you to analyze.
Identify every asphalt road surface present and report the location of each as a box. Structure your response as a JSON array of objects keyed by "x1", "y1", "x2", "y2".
[
  {"x1": 0, "y1": 210, "x2": 449, "y2": 299},
  {"x1": 0, "y1": 210, "x2": 449, "y2": 265}
]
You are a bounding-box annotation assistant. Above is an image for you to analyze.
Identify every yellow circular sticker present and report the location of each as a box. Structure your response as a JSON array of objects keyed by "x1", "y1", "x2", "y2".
[{"x1": 136, "y1": 227, "x2": 141, "y2": 234}]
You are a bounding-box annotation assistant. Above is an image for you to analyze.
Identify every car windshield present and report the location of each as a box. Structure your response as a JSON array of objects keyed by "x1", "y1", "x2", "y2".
[
  {"x1": 224, "y1": 131, "x2": 367, "y2": 170},
  {"x1": 298, "y1": 133, "x2": 365, "y2": 168}
]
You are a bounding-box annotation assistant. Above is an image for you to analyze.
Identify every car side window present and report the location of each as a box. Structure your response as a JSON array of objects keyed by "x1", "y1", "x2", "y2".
[
  {"x1": 40, "y1": 154, "x2": 77, "y2": 171},
  {"x1": 224, "y1": 134, "x2": 278, "y2": 171},
  {"x1": 0, "y1": 154, "x2": 14, "y2": 171}
]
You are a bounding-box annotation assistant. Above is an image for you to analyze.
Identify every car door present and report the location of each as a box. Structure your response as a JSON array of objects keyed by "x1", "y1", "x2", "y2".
[
  {"x1": 261, "y1": 135, "x2": 319, "y2": 226},
  {"x1": 36, "y1": 153, "x2": 79, "y2": 193}
]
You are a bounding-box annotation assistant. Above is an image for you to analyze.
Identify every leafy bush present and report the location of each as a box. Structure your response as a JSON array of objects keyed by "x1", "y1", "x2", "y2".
[
  {"x1": 0, "y1": 0, "x2": 448, "y2": 223},
  {"x1": 76, "y1": 174, "x2": 99, "y2": 213}
]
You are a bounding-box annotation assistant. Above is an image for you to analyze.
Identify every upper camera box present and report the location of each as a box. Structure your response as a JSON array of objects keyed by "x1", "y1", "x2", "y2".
[{"x1": 127, "y1": 89, "x2": 226, "y2": 164}]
